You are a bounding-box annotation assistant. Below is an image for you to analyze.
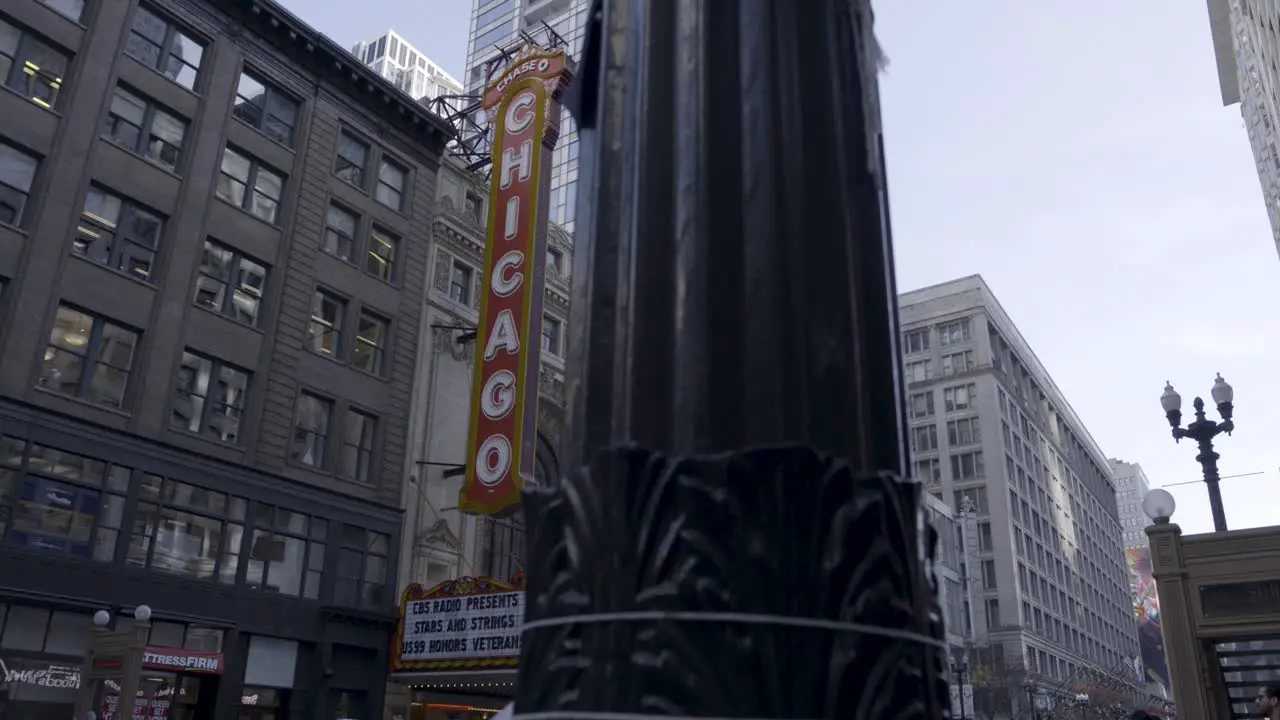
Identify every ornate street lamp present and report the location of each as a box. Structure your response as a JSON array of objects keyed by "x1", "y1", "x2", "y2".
[{"x1": 1160, "y1": 375, "x2": 1234, "y2": 531}]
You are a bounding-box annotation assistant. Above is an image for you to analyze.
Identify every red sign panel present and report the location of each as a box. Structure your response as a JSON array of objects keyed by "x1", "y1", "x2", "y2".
[
  {"x1": 460, "y1": 47, "x2": 570, "y2": 515},
  {"x1": 140, "y1": 646, "x2": 224, "y2": 674}
]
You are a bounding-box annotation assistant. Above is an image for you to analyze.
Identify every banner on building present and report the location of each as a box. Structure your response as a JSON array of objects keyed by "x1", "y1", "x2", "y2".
[
  {"x1": 1125, "y1": 546, "x2": 1171, "y2": 699},
  {"x1": 390, "y1": 572, "x2": 527, "y2": 672},
  {"x1": 460, "y1": 46, "x2": 572, "y2": 516}
]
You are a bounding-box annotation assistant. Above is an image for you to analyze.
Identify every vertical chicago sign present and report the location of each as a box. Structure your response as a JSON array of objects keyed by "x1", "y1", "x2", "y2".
[{"x1": 460, "y1": 47, "x2": 570, "y2": 515}]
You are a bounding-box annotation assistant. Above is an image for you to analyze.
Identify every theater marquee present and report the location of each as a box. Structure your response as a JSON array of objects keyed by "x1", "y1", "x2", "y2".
[
  {"x1": 391, "y1": 573, "x2": 527, "y2": 672},
  {"x1": 460, "y1": 46, "x2": 571, "y2": 516}
]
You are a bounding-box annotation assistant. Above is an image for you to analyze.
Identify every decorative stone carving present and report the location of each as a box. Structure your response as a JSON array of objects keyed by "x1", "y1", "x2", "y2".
[
  {"x1": 417, "y1": 518, "x2": 463, "y2": 553},
  {"x1": 432, "y1": 249, "x2": 451, "y2": 292},
  {"x1": 432, "y1": 325, "x2": 474, "y2": 362},
  {"x1": 538, "y1": 365, "x2": 565, "y2": 405}
]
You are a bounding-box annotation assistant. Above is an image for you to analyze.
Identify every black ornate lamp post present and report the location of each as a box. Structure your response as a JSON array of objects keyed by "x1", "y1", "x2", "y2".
[
  {"x1": 514, "y1": 0, "x2": 948, "y2": 717},
  {"x1": 1160, "y1": 375, "x2": 1234, "y2": 532}
]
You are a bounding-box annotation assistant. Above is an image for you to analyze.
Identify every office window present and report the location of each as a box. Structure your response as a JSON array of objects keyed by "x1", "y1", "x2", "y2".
[
  {"x1": 246, "y1": 505, "x2": 327, "y2": 598},
  {"x1": 322, "y1": 203, "x2": 357, "y2": 262},
  {"x1": 366, "y1": 227, "x2": 397, "y2": 281},
  {"x1": 908, "y1": 391, "x2": 934, "y2": 419},
  {"x1": 353, "y1": 312, "x2": 387, "y2": 375},
  {"x1": 374, "y1": 158, "x2": 406, "y2": 210},
  {"x1": 193, "y1": 239, "x2": 267, "y2": 326},
  {"x1": 985, "y1": 598, "x2": 1001, "y2": 629},
  {"x1": 101, "y1": 86, "x2": 187, "y2": 172},
  {"x1": 981, "y1": 559, "x2": 997, "y2": 589},
  {"x1": 40, "y1": 304, "x2": 138, "y2": 409},
  {"x1": 123, "y1": 5, "x2": 203, "y2": 91},
  {"x1": 0, "y1": 19, "x2": 69, "y2": 109},
  {"x1": 335, "y1": 526, "x2": 389, "y2": 609},
  {"x1": 333, "y1": 132, "x2": 368, "y2": 186},
  {"x1": 308, "y1": 290, "x2": 345, "y2": 358},
  {"x1": 0, "y1": 142, "x2": 39, "y2": 226},
  {"x1": 127, "y1": 474, "x2": 246, "y2": 582},
  {"x1": 0, "y1": 438, "x2": 129, "y2": 563},
  {"x1": 291, "y1": 393, "x2": 331, "y2": 468},
  {"x1": 340, "y1": 410, "x2": 376, "y2": 483},
  {"x1": 542, "y1": 315, "x2": 563, "y2": 356},
  {"x1": 937, "y1": 319, "x2": 971, "y2": 347},
  {"x1": 912, "y1": 458, "x2": 940, "y2": 485},
  {"x1": 902, "y1": 328, "x2": 929, "y2": 354},
  {"x1": 449, "y1": 260, "x2": 473, "y2": 304},
  {"x1": 904, "y1": 360, "x2": 930, "y2": 383},
  {"x1": 216, "y1": 147, "x2": 284, "y2": 224},
  {"x1": 941, "y1": 350, "x2": 974, "y2": 377},
  {"x1": 171, "y1": 351, "x2": 250, "y2": 444},
  {"x1": 951, "y1": 451, "x2": 985, "y2": 480},
  {"x1": 547, "y1": 247, "x2": 563, "y2": 275},
  {"x1": 231, "y1": 70, "x2": 298, "y2": 146},
  {"x1": 909, "y1": 425, "x2": 937, "y2": 453},
  {"x1": 74, "y1": 187, "x2": 164, "y2": 282},
  {"x1": 947, "y1": 417, "x2": 981, "y2": 447},
  {"x1": 943, "y1": 383, "x2": 976, "y2": 412},
  {"x1": 977, "y1": 521, "x2": 992, "y2": 551},
  {"x1": 955, "y1": 486, "x2": 988, "y2": 514}
]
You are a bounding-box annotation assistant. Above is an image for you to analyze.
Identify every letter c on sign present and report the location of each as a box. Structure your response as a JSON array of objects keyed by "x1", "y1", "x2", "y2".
[
  {"x1": 492, "y1": 250, "x2": 524, "y2": 297},
  {"x1": 481, "y1": 370, "x2": 517, "y2": 420},
  {"x1": 476, "y1": 435, "x2": 512, "y2": 487},
  {"x1": 505, "y1": 91, "x2": 535, "y2": 135}
]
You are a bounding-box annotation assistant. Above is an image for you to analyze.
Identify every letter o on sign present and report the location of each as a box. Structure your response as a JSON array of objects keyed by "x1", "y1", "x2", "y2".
[{"x1": 476, "y1": 435, "x2": 512, "y2": 487}]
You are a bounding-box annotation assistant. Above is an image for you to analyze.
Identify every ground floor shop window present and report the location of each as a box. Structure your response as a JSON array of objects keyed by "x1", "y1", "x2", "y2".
[{"x1": 239, "y1": 686, "x2": 288, "y2": 720}]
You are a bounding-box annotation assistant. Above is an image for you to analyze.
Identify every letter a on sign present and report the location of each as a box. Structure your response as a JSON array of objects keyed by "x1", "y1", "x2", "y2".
[{"x1": 459, "y1": 46, "x2": 572, "y2": 516}]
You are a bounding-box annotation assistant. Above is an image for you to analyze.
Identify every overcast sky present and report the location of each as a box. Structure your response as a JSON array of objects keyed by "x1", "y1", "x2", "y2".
[{"x1": 287, "y1": 0, "x2": 1279, "y2": 536}]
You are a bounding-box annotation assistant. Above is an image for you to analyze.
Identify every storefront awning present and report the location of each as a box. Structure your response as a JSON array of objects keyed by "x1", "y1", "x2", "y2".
[{"x1": 390, "y1": 668, "x2": 517, "y2": 696}]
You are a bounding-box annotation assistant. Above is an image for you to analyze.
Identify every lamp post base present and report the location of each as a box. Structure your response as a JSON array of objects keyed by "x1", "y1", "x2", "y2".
[{"x1": 515, "y1": 444, "x2": 948, "y2": 718}]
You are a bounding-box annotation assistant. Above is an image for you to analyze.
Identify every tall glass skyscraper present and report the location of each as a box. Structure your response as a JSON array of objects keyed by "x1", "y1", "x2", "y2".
[{"x1": 464, "y1": 0, "x2": 590, "y2": 234}]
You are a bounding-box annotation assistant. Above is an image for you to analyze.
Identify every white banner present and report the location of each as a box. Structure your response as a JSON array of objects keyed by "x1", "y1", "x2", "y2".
[{"x1": 399, "y1": 591, "x2": 524, "y2": 662}]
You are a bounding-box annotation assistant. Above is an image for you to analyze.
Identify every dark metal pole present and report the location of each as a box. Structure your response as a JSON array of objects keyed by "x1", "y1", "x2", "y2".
[
  {"x1": 515, "y1": 0, "x2": 947, "y2": 718},
  {"x1": 1163, "y1": 384, "x2": 1234, "y2": 532},
  {"x1": 1194, "y1": 429, "x2": 1227, "y2": 533}
]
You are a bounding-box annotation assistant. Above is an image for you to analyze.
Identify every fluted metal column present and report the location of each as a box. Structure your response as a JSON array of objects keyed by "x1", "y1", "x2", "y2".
[{"x1": 516, "y1": 0, "x2": 947, "y2": 717}]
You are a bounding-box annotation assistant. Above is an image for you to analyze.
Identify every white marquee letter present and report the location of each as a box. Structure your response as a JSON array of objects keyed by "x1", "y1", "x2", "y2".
[
  {"x1": 499, "y1": 140, "x2": 533, "y2": 189},
  {"x1": 484, "y1": 309, "x2": 520, "y2": 360},
  {"x1": 476, "y1": 435, "x2": 512, "y2": 488},
  {"x1": 481, "y1": 370, "x2": 517, "y2": 420},
  {"x1": 505, "y1": 90, "x2": 535, "y2": 135},
  {"x1": 504, "y1": 196, "x2": 520, "y2": 240},
  {"x1": 492, "y1": 251, "x2": 524, "y2": 297}
]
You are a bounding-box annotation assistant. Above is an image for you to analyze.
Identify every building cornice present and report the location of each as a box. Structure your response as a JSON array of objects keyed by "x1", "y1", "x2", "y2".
[{"x1": 214, "y1": 0, "x2": 455, "y2": 153}]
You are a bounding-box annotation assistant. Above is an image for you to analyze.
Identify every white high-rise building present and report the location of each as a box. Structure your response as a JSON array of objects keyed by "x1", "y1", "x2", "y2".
[
  {"x1": 1109, "y1": 459, "x2": 1152, "y2": 550},
  {"x1": 900, "y1": 275, "x2": 1141, "y2": 690},
  {"x1": 465, "y1": 0, "x2": 589, "y2": 233},
  {"x1": 351, "y1": 31, "x2": 462, "y2": 103},
  {"x1": 1206, "y1": 0, "x2": 1280, "y2": 257}
]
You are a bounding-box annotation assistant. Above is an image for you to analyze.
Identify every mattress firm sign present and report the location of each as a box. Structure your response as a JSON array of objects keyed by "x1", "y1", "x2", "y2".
[
  {"x1": 400, "y1": 591, "x2": 523, "y2": 662},
  {"x1": 391, "y1": 574, "x2": 527, "y2": 671}
]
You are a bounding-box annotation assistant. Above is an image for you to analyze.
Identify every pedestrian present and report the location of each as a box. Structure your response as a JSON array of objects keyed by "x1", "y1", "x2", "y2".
[{"x1": 1257, "y1": 685, "x2": 1280, "y2": 720}]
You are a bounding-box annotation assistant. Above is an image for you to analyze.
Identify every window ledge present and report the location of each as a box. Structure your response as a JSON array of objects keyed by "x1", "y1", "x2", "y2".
[
  {"x1": 284, "y1": 458, "x2": 374, "y2": 489},
  {"x1": 120, "y1": 54, "x2": 200, "y2": 98},
  {"x1": 166, "y1": 425, "x2": 246, "y2": 453},
  {"x1": 231, "y1": 116, "x2": 297, "y2": 154},
  {"x1": 32, "y1": 386, "x2": 132, "y2": 419},
  {"x1": 99, "y1": 136, "x2": 184, "y2": 180},
  {"x1": 0, "y1": 221, "x2": 29, "y2": 237},
  {"x1": 190, "y1": 303, "x2": 266, "y2": 335},
  {"x1": 214, "y1": 196, "x2": 281, "y2": 230},
  {"x1": 69, "y1": 252, "x2": 159, "y2": 290},
  {"x1": 0, "y1": 84, "x2": 64, "y2": 116}
]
